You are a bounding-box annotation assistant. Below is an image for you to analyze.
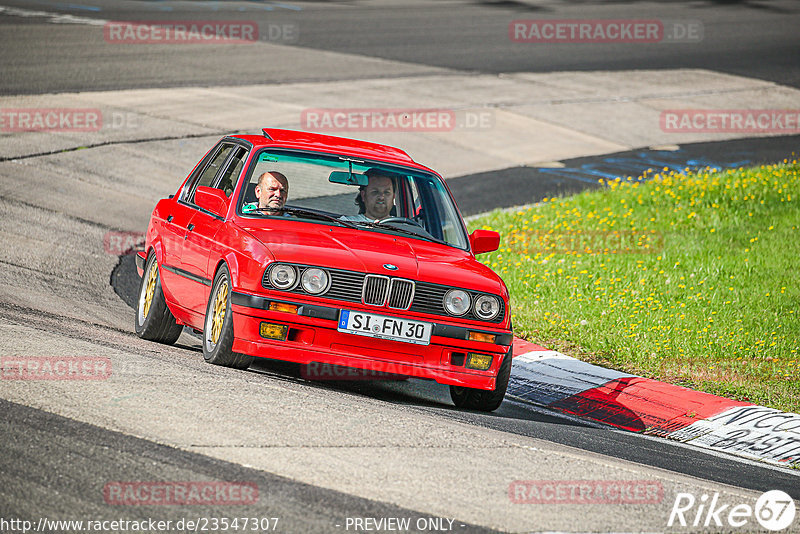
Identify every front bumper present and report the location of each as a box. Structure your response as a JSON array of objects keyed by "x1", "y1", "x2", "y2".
[{"x1": 230, "y1": 291, "x2": 512, "y2": 390}]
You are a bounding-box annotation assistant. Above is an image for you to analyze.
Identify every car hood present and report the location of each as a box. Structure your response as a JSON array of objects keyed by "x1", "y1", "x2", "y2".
[{"x1": 237, "y1": 220, "x2": 507, "y2": 296}]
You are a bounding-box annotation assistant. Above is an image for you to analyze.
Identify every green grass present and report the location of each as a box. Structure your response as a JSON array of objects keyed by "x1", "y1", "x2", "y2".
[{"x1": 469, "y1": 160, "x2": 800, "y2": 413}]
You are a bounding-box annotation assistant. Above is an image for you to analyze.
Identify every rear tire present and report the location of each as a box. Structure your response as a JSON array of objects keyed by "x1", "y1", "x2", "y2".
[
  {"x1": 202, "y1": 264, "x2": 253, "y2": 370},
  {"x1": 135, "y1": 252, "x2": 182, "y2": 344},
  {"x1": 450, "y1": 343, "x2": 513, "y2": 412}
]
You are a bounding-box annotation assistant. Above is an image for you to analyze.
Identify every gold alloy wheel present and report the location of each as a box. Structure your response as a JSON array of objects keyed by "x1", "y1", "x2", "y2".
[
  {"x1": 142, "y1": 260, "x2": 158, "y2": 319},
  {"x1": 210, "y1": 280, "x2": 229, "y2": 345}
]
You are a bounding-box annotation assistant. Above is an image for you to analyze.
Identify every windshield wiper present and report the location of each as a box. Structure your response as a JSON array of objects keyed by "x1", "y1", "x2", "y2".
[
  {"x1": 356, "y1": 220, "x2": 448, "y2": 246},
  {"x1": 253, "y1": 206, "x2": 358, "y2": 229}
]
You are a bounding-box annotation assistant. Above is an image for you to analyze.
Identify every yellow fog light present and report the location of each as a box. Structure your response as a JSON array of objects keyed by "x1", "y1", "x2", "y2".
[
  {"x1": 269, "y1": 302, "x2": 299, "y2": 314},
  {"x1": 260, "y1": 322, "x2": 288, "y2": 341},
  {"x1": 466, "y1": 353, "x2": 493, "y2": 371},
  {"x1": 468, "y1": 331, "x2": 496, "y2": 343}
]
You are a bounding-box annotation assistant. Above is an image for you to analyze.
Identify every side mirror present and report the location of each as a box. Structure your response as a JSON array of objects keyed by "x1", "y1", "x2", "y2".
[
  {"x1": 195, "y1": 186, "x2": 228, "y2": 217},
  {"x1": 469, "y1": 229, "x2": 500, "y2": 254}
]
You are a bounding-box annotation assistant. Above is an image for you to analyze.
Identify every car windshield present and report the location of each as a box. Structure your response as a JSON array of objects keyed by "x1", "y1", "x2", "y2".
[{"x1": 238, "y1": 149, "x2": 469, "y2": 249}]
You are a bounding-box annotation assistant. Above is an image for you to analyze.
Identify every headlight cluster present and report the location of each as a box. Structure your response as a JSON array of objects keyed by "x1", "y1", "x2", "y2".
[
  {"x1": 268, "y1": 264, "x2": 298, "y2": 290},
  {"x1": 300, "y1": 268, "x2": 330, "y2": 294},
  {"x1": 444, "y1": 289, "x2": 470, "y2": 316},
  {"x1": 268, "y1": 264, "x2": 330, "y2": 295},
  {"x1": 444, "y1": 289, "x2": 500, "y2": 320},
  {"x1": 474, "y1": 294, "x2": 501, "y2": 320}
]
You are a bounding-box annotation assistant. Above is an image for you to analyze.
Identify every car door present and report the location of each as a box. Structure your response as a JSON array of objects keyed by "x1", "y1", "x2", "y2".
[
  {"x1": 157, "y1": 144, "x2": 224, "y2": 308},
  {"x1": 180, "y1": 144, "x2": 248, "y2": 317},
  {"x1": 157, "y1": 198, "x2": 196, "y2": 309},
  {"x1": 160, "y1": 142, "x2": 235, "y2": 319}
]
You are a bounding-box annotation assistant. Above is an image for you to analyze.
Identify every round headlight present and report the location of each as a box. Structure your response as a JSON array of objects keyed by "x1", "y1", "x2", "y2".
[
  {"x1": 474, "y1": 295, "x2": 500, "y2": 320},
  {"x1": 301, "y1": 268, "x2": 330, "y2": 295},
  {"x1": 444, "y1": 289, "x2": 471, "y2": 316},
  {"x1": 268, "y1": 264, "x2": 297, "y2": 290}
]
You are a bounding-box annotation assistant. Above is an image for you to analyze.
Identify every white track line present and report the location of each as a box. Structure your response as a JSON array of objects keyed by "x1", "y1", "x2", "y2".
[{"x1": 0, "y1": 5, "x2": 108, "y2": 25}]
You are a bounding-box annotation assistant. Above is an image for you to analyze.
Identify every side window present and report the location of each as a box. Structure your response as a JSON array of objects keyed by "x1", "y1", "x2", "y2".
[
  {"x1": 407, "y1": 177, "x2": 422, "y2": 218},
  {"x1": 185, "y1": 144, "x2": 234, "y2": 203},
  {"x1": 216, "y1": 147, "x2": 247, "y2": 198},
  {"x1": 407, "y1": 176, "x2": 435, "y2": 235}
]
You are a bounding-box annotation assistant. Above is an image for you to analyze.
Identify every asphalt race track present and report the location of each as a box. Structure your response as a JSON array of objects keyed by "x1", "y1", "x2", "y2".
[
  {"x1": 1, "y1": 0, "x2": 799, "y2": 94},
  {"x1": 1, "y1": 1, "x2": 799, "y2": 533}
]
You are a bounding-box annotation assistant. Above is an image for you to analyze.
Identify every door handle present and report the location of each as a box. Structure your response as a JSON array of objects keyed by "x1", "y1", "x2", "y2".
[
  {"x1": 166, "y1": 215, "x2": 173, "y2": 223},
  {"x1": 187, "y1": 224, "x2": 195, "y2": 231}
]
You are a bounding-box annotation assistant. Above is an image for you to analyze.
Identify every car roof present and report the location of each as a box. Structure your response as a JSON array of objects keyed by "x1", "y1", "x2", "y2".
[{"x1": 231, "y1": 128, "x2": 438, "y2": 175}]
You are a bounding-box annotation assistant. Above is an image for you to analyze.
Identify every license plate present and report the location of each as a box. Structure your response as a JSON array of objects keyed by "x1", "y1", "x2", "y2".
[{"x1": 338, "y1": 310, "x2": 432, "y2": 345}]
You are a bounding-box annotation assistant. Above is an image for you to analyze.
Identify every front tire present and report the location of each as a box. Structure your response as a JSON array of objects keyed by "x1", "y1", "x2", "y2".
[
  {"x1": 202, "y1": 264, "x2": 253, "y2": 370},
  {"x1": 450, "y1": 343, "x2": 513, "y2": 412},
  {"x1": 135, "y1": 252, "x2": 182, "y2": 344}
]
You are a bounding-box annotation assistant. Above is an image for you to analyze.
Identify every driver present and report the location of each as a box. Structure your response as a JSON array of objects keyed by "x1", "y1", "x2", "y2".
[
  {"x1": 342, "y1": 169, "x2": 396, "y2": 222},
  {"x1": 242, "y1": 171, "x2": 289, "y2": 215}
]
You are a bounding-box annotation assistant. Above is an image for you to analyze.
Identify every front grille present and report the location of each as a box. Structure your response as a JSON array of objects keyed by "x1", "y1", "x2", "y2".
[
  {"x1": 409, "y1": 282, "x2": 446, "y2": 316},
  {"x1": 387, "y1": 279, "x2": 414, "y2": 309},
  {"x1": 325, "y1": 270, "x2": 365, "y2": 303},
  {"x1": 362, "y1": 275, "x2": 389, "y2": 306}
]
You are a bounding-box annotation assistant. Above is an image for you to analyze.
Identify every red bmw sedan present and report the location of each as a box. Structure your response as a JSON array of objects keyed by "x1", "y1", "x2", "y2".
[{"x1": 135, "y1": 128, "x2": 512, "y2": 411}]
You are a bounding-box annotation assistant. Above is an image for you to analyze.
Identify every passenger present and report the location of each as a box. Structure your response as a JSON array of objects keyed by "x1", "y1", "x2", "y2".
[
  {"x1": 242, "y1": 171, "x2": 289, "y2": 214},
  {"x1": 341, "y1": 169, "x2": 396, "y2": 222}
]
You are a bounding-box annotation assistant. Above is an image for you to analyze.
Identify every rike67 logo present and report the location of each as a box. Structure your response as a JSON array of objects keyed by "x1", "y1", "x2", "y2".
[{"x1": 668, "y1": 490, "x2": 796, "y2": 531}]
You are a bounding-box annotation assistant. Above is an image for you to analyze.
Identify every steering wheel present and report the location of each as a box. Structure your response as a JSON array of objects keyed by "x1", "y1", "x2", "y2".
[{"x1": 378, "y1": 216, "x2": 425, "y2": 228}]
